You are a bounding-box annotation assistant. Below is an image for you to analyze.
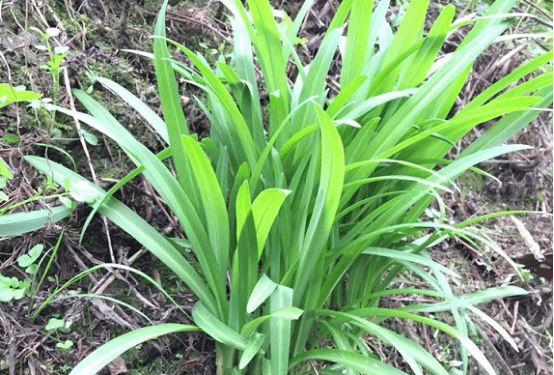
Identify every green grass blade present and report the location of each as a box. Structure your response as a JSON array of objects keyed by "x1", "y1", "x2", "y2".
[
  {"x1": 341, "y1": 0, "x2": 373, "y2": 86},
  {"x1": 381, "y1": 97, "x2": 540, "y2": 160},
  {"x1": 24, "y1": 156, "x2": 218, "y2": 314},
  {"x1": 167, "y1": 39, "x2": 259, "y2": 167},
  {"x1": 493, "y1": 73, "x2": 553, "y2": 102},
  {"x1": 246, "y1": 0, "x2": 287, "y2": 95},
  {"x1": 319, "y1": 322, "x2": 357, "y2": 375},
  {"x1": 0, "y1": 204, "x2": 76, "y2": 237},
  {"x1": 341, "y1": 90, "x2": 413, "y2": 120},
  {"x1": 339, "y1": 308, "x2": 499, "y2": 375},
  {"x1": 247, "y1": 274, "x2": 278, "y2": 313},
  {"x1": 324, "y1": 0, "x2": 355, "y2": 39},
  {"x1": 229, "y1": 181, "x2": 255, "y2": 330},
  {"x1": 92, "y1": 76, "x2": 169, "y2": 143},
  {"x1": 343, "y1": 175, "x2": 452, "y2": 196},
  {"x1": 182, "y1": 135, "x2": 230, "y2": 279},
  {"x1": 215, "y1": 146, "x2": 230, "y2": 200},
  {"x1": 278, "y1": 124, "x2": 317, "y2": 161},
  {"x1": 235, "y1": 181, "x2": 252, "y2": 242},
  {"x1": 293, "y1": 105, "x2": 344, "y2": 304},
  {"x1": 402, "y1": 287, "x2": 524, "y2": 351},
  {"x1": 52, "y1": 94, "x2": 227, "y2": 317},
  {"x1": 343, "y1": 118, "x2": 379, "y2": 164},
  {"x1": 347, "y1": 0, "x2": 389, "y2": 103},
  {"x1": 248, "y1": 96, "x2": 315, "y2": 192},
  {"x1": 68, "y1": 324, "x2": 198, "y2": 375},
  {"x1": 229, "y1": 163, "x2": 251, "y2": 251},
  {"x1": 319, "y1": 309, "x2": 450, "y2": 375},
  {"x1": 361, "y1": 247, "x2": 458, "y2": 278},
  {"x1": 367, "y1": 20, "x2": 511, "y2": 161},
  {"x1": 153, "y1": 0, "x2": 188, "y2": 138},
  {"x1": 79, "y1": 147, "x2": 172, "y2": 244},
  {"x1": 231, "y1": 17, "x2": 265, "y2": 150},
  {"x1": 153, "y1": 0, "x2": 191, "y2": 196},
  {"x1": 246, "y1": 0, "x2": 290, "y2": 136},
  {"x1": 239, "y1": 332, "x2": 265, "y2": 369},
  {"x1": 400, "y1": 144, "x2": 533, "y2": 225},
  {"x1": 251, "y1": 188, "x2": 291, "y2": 257},
  {"x1": 193, "y1": 301, "x2": 248, "y2": 351},
  {"x1": 460, "y1": 51, "x2": 552, "y2": 114},
  {"x1": 290, "y1": 349, "x2": 409, "y2": 375},
  {"x1": 366, "y1": 39, "x2": 425, "y2": 97},
  {"x1": 398, "y1": 4, "x2": 455, "y2": 89},
  {"x1": 292, "y1": 28, "x2": 341, "y2": 130},
  {"x1": 240, "y1": 306, "x2": 303, "y2": 339},
  {"x1": 238, "y1": 199, "x2": 259, "y2": 326},
  {"x1": 406, "y1": 286, "x2": 528, "y2": 313},
  {"x1": 286, "y1": 0, "x2": 315, "y2": 45},
  {"x1": 461, "y1": 86, "x2": 553, "y2": 156},
  {"x1": 378, "y1": 0, "x2": 429, "y2": 93},
  {"x1": 270, "y1": 285, "x2": 294, "y2": 375},
  {"x1": 326, "y1": 76, "x2": 367, "y2": 118}
]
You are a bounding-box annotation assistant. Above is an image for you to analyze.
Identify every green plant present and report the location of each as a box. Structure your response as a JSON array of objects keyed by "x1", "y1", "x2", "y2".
[
  {"x1": 17, "y1": 243, "x2": 44, "y2": 275},
  {"x1": 45, "y1": 317, "x2": 74, "y2": 352},
  {"x1": 0, "y1": 243, "x2": 41, "y2": 302},
  {"x1": 30, "y1": 27, "x2": 68, "y2": 106},
  {"x1": 26, "y1": 0, "x2": 552, "y2": 374},
  {"x1": 0, "y1": 178, "x2": 76, "y2": 236},
  {"x1": 46, "y1": 317, "x2": 66, "y2": 331},
  {"x1": 29, "y1": 26, "x2": 69, "y2": 134},
  {"x1": 0, "y1": 274, "x2": 30, "y2": 302},
  {"x1": 0, "y1": 82, "x2": 75, "y2": 236},
  {"x1": 0, "y1": 231, "x2": 63, "y2": 305},
  {"x1": 1, "y1": 133, "x2": 20, "y2": 143},
  {"x1": 0, "y1": 83, "x2": 40, "y2": 201}
]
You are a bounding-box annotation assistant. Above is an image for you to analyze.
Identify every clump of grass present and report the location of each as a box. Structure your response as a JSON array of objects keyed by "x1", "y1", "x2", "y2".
[{"x1": 24, "y1": 0, "x2": 552, "y2": 374}]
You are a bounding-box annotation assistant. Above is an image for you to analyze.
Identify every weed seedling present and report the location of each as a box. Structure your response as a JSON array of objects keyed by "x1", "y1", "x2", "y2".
[
  {"x1": 29, "y1": 27, "x2": 69, "y2": 134},
  {"x1": 45, "y1": 317, "x2": 74, "y2": 352}
]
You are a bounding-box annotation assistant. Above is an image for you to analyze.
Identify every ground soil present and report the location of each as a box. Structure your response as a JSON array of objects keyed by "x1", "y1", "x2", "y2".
[{"x1": 0, "y1": 1, "x2": 552, "y2": 375}]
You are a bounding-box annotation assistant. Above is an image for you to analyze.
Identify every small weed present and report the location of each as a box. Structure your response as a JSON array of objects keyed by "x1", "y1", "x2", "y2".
[
  {"x1": 29, "y1": 26, "x2": 68, "y2": 135},
  {"x1": 45, "y1": 317, "x2": 74, "y2": 353}
]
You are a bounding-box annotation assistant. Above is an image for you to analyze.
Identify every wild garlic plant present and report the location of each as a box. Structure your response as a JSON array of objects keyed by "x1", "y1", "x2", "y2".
[{"x1": 26, "y1": 0, "x2": 552, "y2": 374}]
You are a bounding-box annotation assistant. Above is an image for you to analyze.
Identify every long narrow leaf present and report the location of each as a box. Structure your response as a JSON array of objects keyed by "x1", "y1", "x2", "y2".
[
  {"x1": 24, "y1": 156, "x2": 218, "y2": 314},
  {"x1": 0, "y1": 204, "x2": 75, "y2": 237},
  {"x1": 69, "y1": 324, "x2": 198, "y2": 375}
]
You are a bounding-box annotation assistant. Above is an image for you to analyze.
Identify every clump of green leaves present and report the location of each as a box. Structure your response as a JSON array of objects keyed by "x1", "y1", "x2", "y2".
[
  {"x1": 0, "y1": 84, "x2": 38, "y2": 202},
  {"x1": 0, "y1": 244, "x2": 43, "y2": 302},
  {"x1": 0, "y1": 274, "x2": 30, "y2": 302},
  {"x1": 17, "y1": 243, "x2": 44, "y2": 276},
  {"x1": 2, "y1": 134, "x2": 19, "y2": 144},
  {"x1": 30, "y1": 27, "x2": 68, "y2": 105},
  {"x1": 0, "y1": 82, "x2": 74, "y2": 235},
  {"x1": 26, "y1": 0, "x2": 552, "y2": 374},
  {"x1": 46, "y1": 317, "x2": 74, "y2": 352},
  {"x1": 29, "y1": 26, "x2": 69, "y2": 136}
]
